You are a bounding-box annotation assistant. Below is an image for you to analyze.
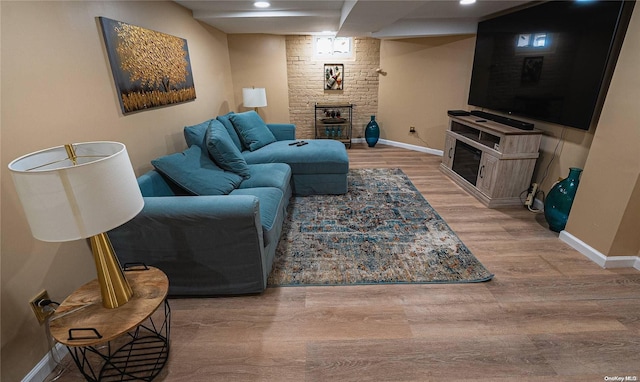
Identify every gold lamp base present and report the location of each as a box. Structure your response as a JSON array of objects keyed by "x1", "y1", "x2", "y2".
[{"x1": 90, "y1": 233, "x2": 133, "y2": 309}]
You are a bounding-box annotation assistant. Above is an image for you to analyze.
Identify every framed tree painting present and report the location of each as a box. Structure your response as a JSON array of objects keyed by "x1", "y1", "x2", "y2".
[
  {"x1": 324, "y1": 63, "x2": 344, "y2": 90},
  {"x1": 98, "y1": 17, "x2": 196, "y2": 114}
]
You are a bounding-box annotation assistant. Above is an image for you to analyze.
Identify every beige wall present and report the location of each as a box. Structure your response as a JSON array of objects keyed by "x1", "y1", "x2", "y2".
[
  {"x1": 565, "y1": 8, "x2": 640, "y2": 258},
  {"x1": 0, "y1": 1, "x2": 234, "y2": 379},
  {"x1": 608, "y1": 176, "x2": 640, "y2": 257},
  {"x1": 378, "y1": 35, "x2": 476, "y2": 149},
  {"x1": 531, "y1": 125, "x2": 594, "y2": 195},
  {"x1": 227, "y1": 34, "x2": 290, "y2": 123}
]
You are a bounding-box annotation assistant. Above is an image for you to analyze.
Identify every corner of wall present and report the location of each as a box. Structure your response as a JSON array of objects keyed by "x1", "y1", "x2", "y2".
[{"x1": 559, "y1": 230, "x2": 640, "y2": 270}]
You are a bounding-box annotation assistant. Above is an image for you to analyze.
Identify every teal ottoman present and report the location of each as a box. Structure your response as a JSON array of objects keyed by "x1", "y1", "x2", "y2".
[{"x1": 242, "y1": 139, "x2": 349, "y2": 195}]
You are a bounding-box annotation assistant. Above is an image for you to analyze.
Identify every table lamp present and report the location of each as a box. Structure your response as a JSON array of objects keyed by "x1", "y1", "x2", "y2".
[
  {"x1": 243, "y1": 87, "x2": 267, "y2": 112},
  {"x1": 8, "y1": 141, "x2": 144, "y2": 309}
]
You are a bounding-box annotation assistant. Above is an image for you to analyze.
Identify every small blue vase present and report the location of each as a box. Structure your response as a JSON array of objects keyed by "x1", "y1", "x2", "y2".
[
  {"x1": 544, "y1": 167, "x2": 582, "y2": 232},
  {"x1": 365, "y1": 115, "x2": 380, "y2": 147}
]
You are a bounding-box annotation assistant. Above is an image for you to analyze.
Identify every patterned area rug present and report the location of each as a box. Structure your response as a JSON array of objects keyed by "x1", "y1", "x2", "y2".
[{"x1": 268, "y1": 168, "x2": 493, "y2": 286}]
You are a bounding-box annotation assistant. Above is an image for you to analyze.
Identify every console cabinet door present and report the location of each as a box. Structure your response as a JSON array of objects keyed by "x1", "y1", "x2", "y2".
[
  {"x1": 477, "y1": 153, "x2": 498, "y2": 196},
  {"x1": 442, "y1": 133, "x2": 456, "y2": 169}
]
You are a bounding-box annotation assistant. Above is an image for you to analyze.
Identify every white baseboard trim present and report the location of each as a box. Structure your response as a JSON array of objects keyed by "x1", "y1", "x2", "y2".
[
  {"x1": 351, "y1": 138, "x2": 443, "y2": 156},
  {"x1": 22, "y1": 343, "x2": 68, "y2": 382},
  {"x1": 559, "y1": 230, "x2": 640, "y2": 270}
]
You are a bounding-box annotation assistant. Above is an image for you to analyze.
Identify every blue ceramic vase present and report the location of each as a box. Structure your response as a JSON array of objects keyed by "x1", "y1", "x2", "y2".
[
  {"x1": 365, "y1": 115, "x2": 380, "y2": 147},
  {"x1": 544, "y1": 167, "x2": 582, "y2": 232}
]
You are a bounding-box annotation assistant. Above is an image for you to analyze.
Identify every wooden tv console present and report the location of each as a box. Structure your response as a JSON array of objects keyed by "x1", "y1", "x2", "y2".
[{"x1": 440, "y1": 115, "x2": 542, "y2": 208}]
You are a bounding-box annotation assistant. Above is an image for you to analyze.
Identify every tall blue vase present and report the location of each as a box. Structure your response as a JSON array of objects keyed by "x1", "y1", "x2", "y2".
[
  {"x1": 544, "y1": 167, "x2": 582, "y2": 232},
  {"x1": 365, "y1": 115, "x2": 380, "y2": 147}
]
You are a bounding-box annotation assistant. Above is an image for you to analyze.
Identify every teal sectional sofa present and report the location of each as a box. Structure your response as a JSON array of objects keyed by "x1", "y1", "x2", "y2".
[{"x1": 109, "y1": 111, "x2": 349, "y2": 296}]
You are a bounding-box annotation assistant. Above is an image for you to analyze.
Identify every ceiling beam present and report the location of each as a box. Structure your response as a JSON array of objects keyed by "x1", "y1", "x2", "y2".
[{"x1": 337, "y1": 1, "x2": 429, "y2": 37}]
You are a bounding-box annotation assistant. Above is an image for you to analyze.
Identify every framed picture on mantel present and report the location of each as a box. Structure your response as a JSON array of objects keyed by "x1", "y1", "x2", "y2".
[{"x1": 324, "y1": 63, "x2": 343, "y2": 90}]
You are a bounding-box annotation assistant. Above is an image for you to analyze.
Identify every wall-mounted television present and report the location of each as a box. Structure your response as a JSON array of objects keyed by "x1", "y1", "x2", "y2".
[{"x1": 468, "y1": 0, "x2": 634, "y2": 131}]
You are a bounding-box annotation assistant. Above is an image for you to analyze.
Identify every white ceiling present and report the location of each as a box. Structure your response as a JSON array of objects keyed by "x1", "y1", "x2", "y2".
[{"x1": 175, "y1": 0, "x2": 532, "y2": 39}]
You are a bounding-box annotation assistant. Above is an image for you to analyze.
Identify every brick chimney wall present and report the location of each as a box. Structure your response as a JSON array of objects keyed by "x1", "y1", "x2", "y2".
[{"x1": 286, "y1": 36, "x2": 380, "y2": 139}]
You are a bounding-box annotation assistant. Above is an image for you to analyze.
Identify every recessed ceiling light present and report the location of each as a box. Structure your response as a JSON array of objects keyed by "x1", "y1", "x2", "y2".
[
  {"x1": 254, "y1": 1, "x2": 270, "y2": 8},
  {"x1": 460, "y1": 0, "x2": 476, "y2": 4}
]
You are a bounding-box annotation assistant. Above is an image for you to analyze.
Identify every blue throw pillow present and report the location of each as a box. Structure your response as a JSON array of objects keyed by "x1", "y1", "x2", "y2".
[
  {"x1": 151, "y1": 146, "x2": 242, "y2": 195},
  {"x1": 229, "y1": 111, "x2": 277, "y2": 151},
  {"x1": 216, "y1": 112, "x2": 244, "y2": 152},
  {"x1": 184, "y1": 119, "x2": 212, "y2": 148},
  {"x1": 205, "y1": 120, "x2": 251, "y2": 179}
]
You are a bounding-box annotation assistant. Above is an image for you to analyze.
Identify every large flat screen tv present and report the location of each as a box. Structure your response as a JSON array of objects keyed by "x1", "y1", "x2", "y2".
[{"x1": 468, "y1": 0, "x2": 634, "y2": 130}]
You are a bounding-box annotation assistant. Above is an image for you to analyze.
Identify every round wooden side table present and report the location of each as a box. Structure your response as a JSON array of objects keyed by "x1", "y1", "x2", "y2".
[{"x1": 49, "y1": 266, "x2": 170, "y2": 381}]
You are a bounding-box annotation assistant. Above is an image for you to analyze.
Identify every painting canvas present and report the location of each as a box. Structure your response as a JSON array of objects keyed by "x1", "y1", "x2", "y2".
[
  {"x1": 324, "y1": 64, "x2": 343, "y2": 90},
  {"x1": 99, "y1": 17, "x2": 196, "y2": 114}
]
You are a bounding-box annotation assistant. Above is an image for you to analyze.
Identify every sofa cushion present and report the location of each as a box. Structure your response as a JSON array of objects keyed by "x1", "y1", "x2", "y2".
[
  {"x1": 137, "y1": 170, "x2": 187, "y2": 197},
  {"x1": 216, "y1": 112, "x2": 244, "y2": 152},
  {"x1": 151, "y1": 146, "x2": 242, "y2": 195},
  {"x1": 229, "y1": 111, "x2": 277, "y2": 151},
  {"x1": 266, "y1": 123, "x2": 296, "y2": 141},
  {"x1": 242, "y1": 139, "x2": 349, "y2": 174},
  {"x1": 239, "y1": 163, "x2": 291, "y2": 193},
  {"x1": 230, "y1": 187, "x2": 284, "y2": 246},
  {"x1": 184, "y1": 119, "x2": 213, "y2": 148},
  {"x1": 205, "y1": 120, "x2": 251, "y2": 179}
]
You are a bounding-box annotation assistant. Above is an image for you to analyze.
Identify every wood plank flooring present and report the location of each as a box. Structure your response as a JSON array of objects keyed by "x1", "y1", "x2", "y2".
[{"x1": 46, "y1": 143, "x2": 640, "y2": 381}]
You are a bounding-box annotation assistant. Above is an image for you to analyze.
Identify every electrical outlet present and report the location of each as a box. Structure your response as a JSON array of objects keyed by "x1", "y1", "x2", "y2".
[
  {"x1": 29, "y1": 290, "x2": 54, "y2": 325},
  {"x1": 525, "y1": 183, "x2": 538, "y2": 207},
  {"x1": 409, "y1": 126, "x2": 416, "y2": 133}
]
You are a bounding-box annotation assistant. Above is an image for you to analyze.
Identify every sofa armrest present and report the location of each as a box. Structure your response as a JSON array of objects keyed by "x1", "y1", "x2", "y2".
[
  {"x1": 109, "y1": 195, "x2": 268, "y2": 295},
  {"x1": 267, "y1": 123, "x2": 296, "y2": 141}
]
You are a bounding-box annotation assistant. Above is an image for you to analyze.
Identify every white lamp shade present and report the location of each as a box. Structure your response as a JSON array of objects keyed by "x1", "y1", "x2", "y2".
[
  {"x1": 8, "y1": 142, "x2": 144, "y2": 242},
  {"x1": 243, "y1": 87, "x2": 267, "y2": 108}
]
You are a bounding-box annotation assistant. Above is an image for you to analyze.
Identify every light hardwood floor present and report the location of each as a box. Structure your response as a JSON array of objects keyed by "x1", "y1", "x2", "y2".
[{"x1": 47, "y1": 143, "x2": 640, "y2": 381}]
